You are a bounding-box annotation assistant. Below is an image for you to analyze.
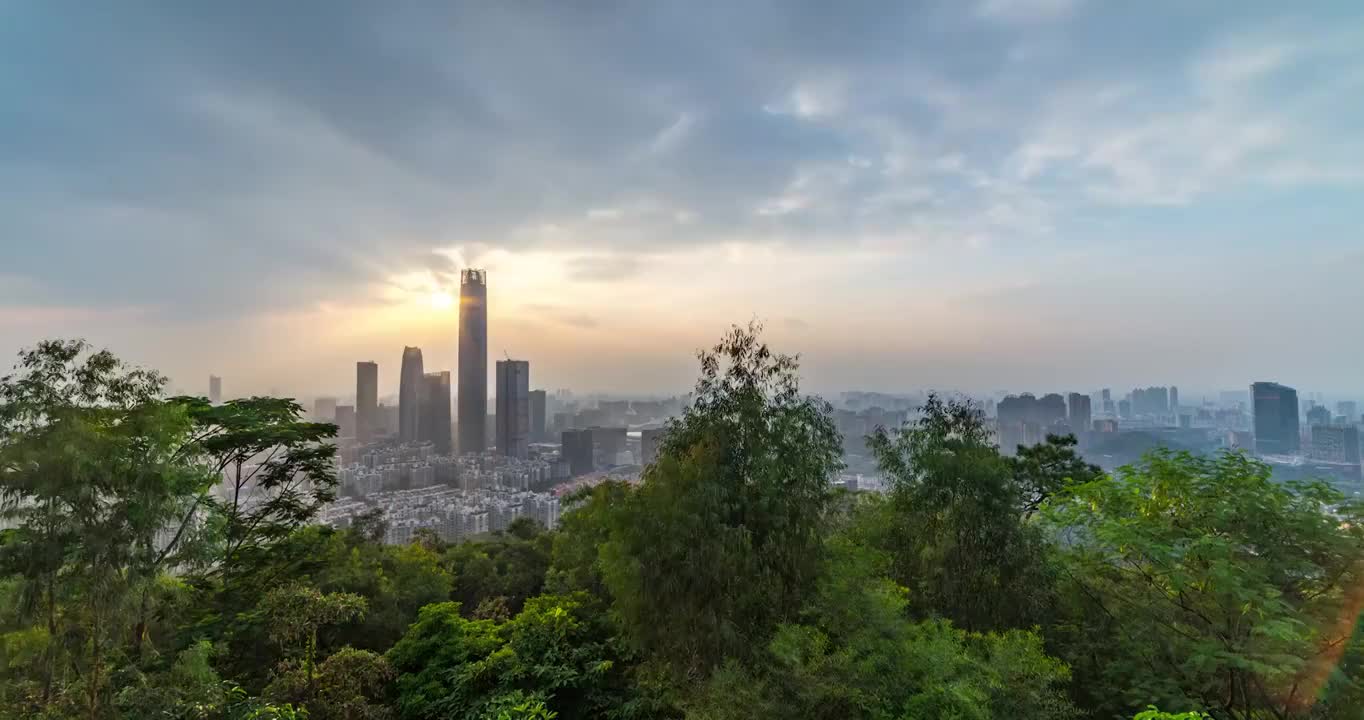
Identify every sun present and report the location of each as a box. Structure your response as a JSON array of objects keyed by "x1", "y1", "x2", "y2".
[{"x1": 429, "y1": 291, "x2": 454, "y2": 310}]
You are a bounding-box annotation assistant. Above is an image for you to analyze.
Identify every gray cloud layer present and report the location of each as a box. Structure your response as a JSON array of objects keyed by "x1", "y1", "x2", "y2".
[{"x1": 3, "y1": 1, "x2": 1363, "y2": 394}]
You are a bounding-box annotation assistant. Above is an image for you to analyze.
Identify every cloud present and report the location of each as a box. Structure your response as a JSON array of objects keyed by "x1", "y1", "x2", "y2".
[
  {"x1": 564, "y1": 254, "x2": 641, "y2": 281},
  {"x1": 4, "y1": 2, "x2": 1364, "y2": 393},
  {"x1": 764, "y1": 78, "x2": 846, "y2": 119},
  {"x1": 521, "y1": 303, "x2": 598, "y2": 329},
  {"x1": 975, "y1": 0, "x2": 1079, "y2": 23},
  {"x1": 1193, "y1": 42, "x2": 1295, "y2": 89},
  {"x1": 647, "y1": 112, "x2": 698, "y2": 155}
]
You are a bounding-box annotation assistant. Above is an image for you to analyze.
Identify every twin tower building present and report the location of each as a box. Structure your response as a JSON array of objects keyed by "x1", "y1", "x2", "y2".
[{"x1": 386, "y1": 269, "x2": 531, "y2": 458}]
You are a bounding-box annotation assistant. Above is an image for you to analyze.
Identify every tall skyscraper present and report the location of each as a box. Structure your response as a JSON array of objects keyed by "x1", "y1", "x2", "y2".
[
  {"x1": 208, "y1": 375, "x2": 222, "y2": 404},
  {"x1": 529, "y1": 389, "x2": 547, "y2": 443},
  {"x1": 1337, "y1": 401, "x2": 1358, "y2": 423},
  {"x1": 1307, "y1": 405, "x2": 1332, "y2": 427},
  {"x1": 421, "y1": 371, "x2": 452, "y2": 455},
  {"x1": 399, "y1": 346, "x2": 425, "y2": 443},
  {"x1": 1169, "y1": 386, "x2": 1179, "y2": 411},
  {"x1": 313, "y1": 396, "x2": 337, "y2": 423},
  {"x1": 561, "y1": 429, "x2": 595, "y2": 476},
  {"x1": 496, "y1": 359, "x2": 530, "y2": 459},
  {"x1": 458, "y1": 269, "x2": 488, "y2": 454},
  {"x1": 1252, "y1": 381, "x2": 1300, "y2": 456},
  {"x1": 590, "y1": 426, "x2": 629, "y2": 467},
  {"x1": 1067, "y1": 393, "x2": 1091, "y2": 436},
  {"x1": 356, "y1": 361, "x2": 378, "y2": 442},
  {"x1": 1131, "y1": 387, "x2": 1171, "y2": 416},
  {"x1": 996, "y1": 393, "x2": 1066, "y2": 454},
  {"x1": 1311, "y1": 425, "x2": 1361, "y2": 464},
  {"x1": 335, "y1": 405, "x2": 356, "y2": 439},
  {"x1": 641, "y1": 428, "x2": 665, "y2": 466}
]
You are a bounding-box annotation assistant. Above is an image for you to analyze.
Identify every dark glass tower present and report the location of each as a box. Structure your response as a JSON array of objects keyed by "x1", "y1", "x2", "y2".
[
  {"x1": 496, "y1": 360, "x2": 530, "y2": 459},
  {"x1": 399, "y1": 346, "x2": 424, "y2": 444},
  {"x1": 421, "y1": 371, "x2": 452, "y2": 455},
  {"x1": 1067, "y1": 392, "x2": 1092, "y2": 434},
  {"x1": 1252, "y1": 381, "x2": 1300, "y2": 455},
  {"x1": 356, "y1": 361, "x2": 378, "y2": 442},
  {"x1": 458, "y1": 269, "x2": 488, "y2": 454},
  {"x1": 529, "y1": 389, "x2": 547, "y2": 442}
]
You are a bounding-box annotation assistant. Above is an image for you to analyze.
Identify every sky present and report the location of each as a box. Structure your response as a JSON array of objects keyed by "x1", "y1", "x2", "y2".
[{"x1": 2, "y1": 1, "x2": 1363, "y2": 401}]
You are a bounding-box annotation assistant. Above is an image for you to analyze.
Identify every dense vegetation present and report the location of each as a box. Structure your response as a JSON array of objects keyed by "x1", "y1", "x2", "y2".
[{"x1": 3, "y1": 329, "x2": 1364, "y2": 719}]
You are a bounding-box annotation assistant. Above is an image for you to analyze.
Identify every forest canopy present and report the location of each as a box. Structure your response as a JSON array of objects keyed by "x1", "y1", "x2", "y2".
[{"x1": 2, "y1": 331, "x2": 1362, "y2": 720}]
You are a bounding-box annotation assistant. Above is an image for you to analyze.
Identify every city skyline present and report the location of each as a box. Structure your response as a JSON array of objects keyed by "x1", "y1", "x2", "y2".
[{"x1": 5, "y1": 3, "x2": 1364, "y2": 397}]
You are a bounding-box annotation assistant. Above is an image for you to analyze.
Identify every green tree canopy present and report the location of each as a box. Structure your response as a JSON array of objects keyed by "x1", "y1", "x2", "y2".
[
  {"x1": 599, "y1": 322, "x2": 843, "y2": 677},
  {"x1": 1044, "y1": 450, "x2": 1364, "y2": 719},
  {"x1": 866, "y1": 394, "x2": 1077, "y2": 631},
  {"x1": 0, "y1": 340, "x2": 216, "y2": 717}
]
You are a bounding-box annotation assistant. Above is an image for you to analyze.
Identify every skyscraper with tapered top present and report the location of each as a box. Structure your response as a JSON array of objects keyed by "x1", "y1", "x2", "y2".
[
  {"x1": 399, "y1": 346, "x2": 425, "y2": 443},
  {"x1": 458, "y1": 269, "x2": 488, "y2": 454}
]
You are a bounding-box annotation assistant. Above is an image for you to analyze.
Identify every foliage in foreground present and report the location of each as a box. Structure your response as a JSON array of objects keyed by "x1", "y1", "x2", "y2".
[{"x1": 3, "y1": 331, "x2": 1364, "y2": 720}]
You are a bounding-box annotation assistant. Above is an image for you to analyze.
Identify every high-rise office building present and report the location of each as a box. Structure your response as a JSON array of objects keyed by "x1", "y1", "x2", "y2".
[
  {"x1": 496, "y1": 360, "x2": 530, "y2": 459},
  {"x1": 1311, "y1": 425, "x2": 1360, "y2": 465},
  {"x1": 356, "y1": 361, "x2": 378, "y2": 442},
  {"x1": 1169, "y1": 386, "x2": 1179, "y2": 411},
  {"x1": 379, "y1": 402, "x2": 398, "y2": 437},
  {"x1": 1131, "y1": 387, "x2": 1170, "y2": 416},
  {"x1": 458, "y1": 269, "x2": 488, "y2": 454},
  {"x1": 996, "y1": 393, "x2": 1067, "y2": 454},
  {"x1": 1306, "y1": 404, "x2": 1332, "y2": 427},
  {"x1": 313, "y1": 396, "x2": 337, "y2": 423},
  {"x1": 562, "y1": 429, "x2": 595, "y2": 477},
  {"x1": 591, "y1": 426, "x2": 629, "y2": 467},
  {"x1": 1067, "y1": 393, "x2": 1091, "y2": 436},
  {"x1": 1337, "y1": 401, "x2": 1358, "y2": 422},
  {"x1": 208, "y1": 375, "x2": 222, "y2": 404},
  {"x1": 1101, "y1": 388, "x2": 1114, "y2": 415},
  {"x1": 1040, "y1": 394, "x2": 1066, "y2": 430},
  {"x1": 1252, "y1": 381, "x2": 1300, "y2": 456},
  {"x1": 421, "y1": 371, "x2": 452, "y2": 455},
  {"x1": 399, "y1": 346, "x2": 425, "y2": 443},
  {"x1": 529, "y1": 389, "x2": 547, "y2": 443},
  {"x1": 335, "y1": 405, "x2": 356, "y2": 439},
  {"x1": 641, "y1": 428, "x2": 665, "y2": 466}
]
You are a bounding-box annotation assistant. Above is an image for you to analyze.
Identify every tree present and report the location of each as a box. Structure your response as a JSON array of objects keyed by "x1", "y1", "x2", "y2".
[
  {"x1": 687, "y1": 533, "x2": 1077, "y2": 720},
  {"x1": 865, "y1": 394, "x2": 1058, "y2": 631},
  {"x1": 169, "y1": 396, "x2": 339, "y2": 596},
  {"x1": 387, "y1": 594, "x2": 653, "y2": 720},
  {"x1": 1043, "y1": 450, "x2": 1364, "y2": 719},
  {"x1": 0, "y1": 340, "x2": 216, "y2": 717},
  {"x1": 1007, "y1": 433, "x2": 1101, "y2": 517},
  {"x1": 545, "y1": 482, "x2": 635, "y2": 600},
  {"x1": 312, "y1": 531, "x2": 453, "y2": 653},
  {"x1": 112, "y1": 640, "x2": 225, "y2": 719},
  {"x1": 599, "y1": 322, "x2": 843, "y2": 678},
  {"x1": 1133, "y1": 709, "x2": 1211, "y2": 720},
  {"x1": 443, "y1": 525, "x2": 552, "y2": 619},
  {"x1": 259, "y1": 582, "x2": 367, "y2": 703},
  {"x1": 266, "y1": 646, "x2": 394, "y2": 720}
]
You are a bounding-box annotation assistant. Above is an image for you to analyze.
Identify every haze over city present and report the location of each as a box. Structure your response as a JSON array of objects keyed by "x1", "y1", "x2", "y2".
[{"x1": 4, "y1": 1, "x2": 1364, "y2": 398}]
